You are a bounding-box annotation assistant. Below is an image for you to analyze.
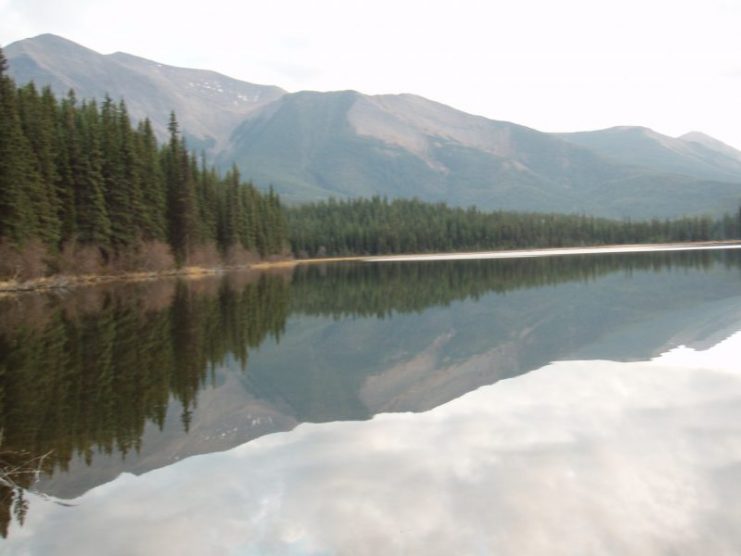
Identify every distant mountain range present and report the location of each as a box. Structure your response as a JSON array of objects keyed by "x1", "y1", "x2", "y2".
[{"x1": 6, "y1": 34, "x2": 741, "y2": 218}]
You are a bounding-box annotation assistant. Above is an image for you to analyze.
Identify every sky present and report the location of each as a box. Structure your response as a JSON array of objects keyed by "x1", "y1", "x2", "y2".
[{"x1": 2, "y1": 0, "x2": 741, "y2": 148}]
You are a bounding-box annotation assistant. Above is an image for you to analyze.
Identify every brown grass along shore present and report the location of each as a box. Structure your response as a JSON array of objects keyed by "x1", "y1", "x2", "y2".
[{"x1": 2, "y1": 241, "x2": 740, "y2": 295}]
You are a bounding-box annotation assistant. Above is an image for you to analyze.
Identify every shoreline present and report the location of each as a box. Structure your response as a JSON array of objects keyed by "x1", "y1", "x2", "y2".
[
  {"x1": 253, "y1": 240, "x2": 741, "y2": 268},
  {"x1": 0, "y1": 265, "x2": 248, "y2": 296},
  {"x1": 359, "y1": 240, "x2": 741, "y2": 262},
  {"x1": 2, "y1": 240, "x2": 740, "y2": 294}
]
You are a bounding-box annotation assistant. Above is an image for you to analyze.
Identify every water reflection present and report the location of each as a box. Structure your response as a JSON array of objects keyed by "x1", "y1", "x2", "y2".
[
  {"x1": 288, "y1": 250, "x2": 737, "y2": 318},
  {"x1": 0, "y1": 250, "x2": 740, "y2": 539},
  {"x1": 0, "y1": 272, "x2": 291, "y2": 536},
  {"x1": 5, "y1": 332, "x2": 741, "y2": 555}
]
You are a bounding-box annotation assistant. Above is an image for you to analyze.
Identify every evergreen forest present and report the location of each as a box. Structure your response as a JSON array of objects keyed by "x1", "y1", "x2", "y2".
[
  {"x1": 2, "y1": 43, "x2": 741, "y2": 282},
  {"x1": 0, "y1": 47, "x2": 288, "y2": 280},
  {"x1": 287, "y1": 197, "x2": 741, "y2": 258}
]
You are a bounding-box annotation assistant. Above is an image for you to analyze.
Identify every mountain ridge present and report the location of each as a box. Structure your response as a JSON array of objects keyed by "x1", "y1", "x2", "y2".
[
  {"x1": 5, "y1": 33, "x2": 285, "y2": 152},
  {"x1": 5, "y1": 33, "x2": 741, "y2": 218},
  {"x1": 556, "y1": 126, "x2": 741, "y2": 182}
]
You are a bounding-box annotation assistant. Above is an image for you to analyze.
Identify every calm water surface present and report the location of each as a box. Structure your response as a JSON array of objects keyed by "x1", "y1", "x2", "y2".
[{"x1": 1, "y1": 249, "x2": 741, "y2": 554}]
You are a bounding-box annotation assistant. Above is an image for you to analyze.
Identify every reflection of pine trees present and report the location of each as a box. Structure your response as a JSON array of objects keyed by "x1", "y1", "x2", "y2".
[
  {"x1": 288, "y1": 250, "x2": 725, "y2": 318},
  {"x1": 0, "y1": 274, "x2": 290, "y2": 535},
  {"x1": 0, "y1": 249, "x2": 738, "y2": 536},
  {"x1": 0, "y1": 458, "x2": 30, "y2": 538}
]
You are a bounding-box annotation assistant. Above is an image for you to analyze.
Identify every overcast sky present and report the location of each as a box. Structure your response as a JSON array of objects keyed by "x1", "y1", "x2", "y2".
[{"x1": 2, "y1": 0, "x2": 741, "y2": 148}]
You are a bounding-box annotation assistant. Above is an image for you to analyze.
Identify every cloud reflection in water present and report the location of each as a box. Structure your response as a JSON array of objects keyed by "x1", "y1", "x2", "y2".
[{"x1": 6, "y1": 332, "x2": 741, "y2": 556}]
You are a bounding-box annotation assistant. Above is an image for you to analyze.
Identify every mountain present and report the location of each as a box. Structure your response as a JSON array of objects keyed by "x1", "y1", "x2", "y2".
[
  {"x1": 4, "y1": 33, "x2": 285, "y2": 152},
  {"x1": 222, "y1": 91, "x2": 741, "y2": 216},
  {"x1": 221, "y1": 90, "x2": 628, "y2": 210},
  {"x1": 5, "y1": 34, "x2": 741, "y2": 218},
  {"x1": 556, "y1": 126, "x2": 741, "y2": 182}
]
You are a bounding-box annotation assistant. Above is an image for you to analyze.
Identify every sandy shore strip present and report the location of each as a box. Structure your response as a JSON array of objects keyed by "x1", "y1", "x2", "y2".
[
  {"x1": 253, "y1": 241, "x2": 741, "y2": 268},
  {"x1": 3, "y1": 242, "x2": 740, "y2": 293},
  {"x1": 361, "y1": 241, "x2": 741, "y2": 263}
]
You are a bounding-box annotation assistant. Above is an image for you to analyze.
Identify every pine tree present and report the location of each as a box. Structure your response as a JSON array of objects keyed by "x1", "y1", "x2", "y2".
[
  {"x1": 0, "y1": 49, "x2": 38, "y2": 245},
  {"x1": 163, "y1": 113, "x2": 198, "y2": 263},
  {"x1": 136, "y1": 119, "x2": 167, "y2": 241},
  {"x1": 117, "y1": 100, "x2": 145, "y2": 244},
  {"x1": 222, "y1": 165, "x2": 242, "y2": 249},
  {"x1": 100, "y1": 96, "x2": 135, "y2": 248},
  {"x1": 74, "y1": 100, "x2": 111, "y2": 246},
  {"x1": 55, "y1": 92, "x2": 79, "y2": 242},
  {"x1": 16, "y1": 82, "x2": 62, "y2": 246},
  {"x1": 195, "y1": 153, "x2": 217, "y2": 244}
]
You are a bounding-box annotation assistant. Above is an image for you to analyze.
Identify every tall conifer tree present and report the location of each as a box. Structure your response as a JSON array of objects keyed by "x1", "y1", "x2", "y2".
[
  {"x1": 16, "y1": 82, "x2": 62, "y2": 246},
  {"x1": 164, "y1": 113, "x2": 198, "y2": 262},
  {"x1": 100, "y1": 96, "x2": 134, "y2": 248},
  {"x1": 0, "y1": 48, "x2": 38, "y2": 244},
  {"x1": 136, "y1": 118, "x2": 167, "y2": 241},
  {"x1": 74, "y1": 100, "x2": 111, "y2": 246}
]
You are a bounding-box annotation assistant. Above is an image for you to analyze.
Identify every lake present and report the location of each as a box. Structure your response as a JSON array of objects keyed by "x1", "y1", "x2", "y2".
[{"x1": 1, "y1": 248, "x2": 741, "y2": 554}]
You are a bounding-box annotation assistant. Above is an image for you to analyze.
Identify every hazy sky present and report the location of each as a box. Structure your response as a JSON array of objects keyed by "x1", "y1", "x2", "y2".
[{"x1": 2, "y1": 0, "x2": 741, "y2": 147}]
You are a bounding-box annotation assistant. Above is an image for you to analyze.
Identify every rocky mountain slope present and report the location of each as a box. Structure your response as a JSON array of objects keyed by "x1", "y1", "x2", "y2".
[
  {"x1": 6, "y1": 34, "x2": 741, "y2": 217},
  {"x1": 556, "y1": 126, "x2": 741, "y2": 182},
  {"x1": 5, "y1": 33, "x2": 284, "y2": 152}
]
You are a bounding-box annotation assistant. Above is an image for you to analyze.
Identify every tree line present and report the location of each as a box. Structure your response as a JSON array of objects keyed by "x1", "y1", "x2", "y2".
[
  {"x1": 287, "y1": 196, "x2": 741, "y2": 258},
  {"x1": 3, "y1": 41, "x2": 741, "y2": 278},
  {"x1": 0, "y1": 47, "x2": 288, "y2": 280}
]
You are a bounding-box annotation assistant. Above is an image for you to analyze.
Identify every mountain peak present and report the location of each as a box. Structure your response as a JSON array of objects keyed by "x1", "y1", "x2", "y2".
[
  {"x1": 681, "y1": 130, "x2": 713, "y2": 141},
  {"x1": 681, "y1": 130, "x2": 728, "y2": 147},
  {"x1": 610, "y1": 125, "x2": 651, "y2": 132},
  {"x1": 6, "y1": 33, "x2": 89, "y2": 52},
  {"x1": 4, "y1": 34, "x2": 286, "y2": 153},
  {"x1": 680, "y1": 131, "x2": 741, "y2": 162},
  {"x1": 18, "y1": 33, "x2": 74, "y2": 44}
]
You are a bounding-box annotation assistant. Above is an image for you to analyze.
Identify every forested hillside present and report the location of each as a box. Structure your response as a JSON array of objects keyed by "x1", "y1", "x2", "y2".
[
  {"x1": 288, "y1": 197, "x2": 741, "y2": 257},
  {"x1": 9, "y1": 35, "x2": 741, "y2": 220},
  {"x1": 0, "y1": 47, "x2": 287, "y2": 280},
  {"x1": 3, "y1": 40, "x2": 741, "y2": 283}
]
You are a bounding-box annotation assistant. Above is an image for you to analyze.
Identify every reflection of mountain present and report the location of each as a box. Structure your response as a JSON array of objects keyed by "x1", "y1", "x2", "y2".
[
  {"x1": 36, "y1": 366, "x2": 300, "y2": 499},
  {"x1": 8, "y1": 333, "x2": 741, "y2": 555},
  {"x1": 2, "y1": 250, "x2": 741, "y2": 510},
  {"x1": 272, "y1": 255, "x2": 741, "y2": 418}
]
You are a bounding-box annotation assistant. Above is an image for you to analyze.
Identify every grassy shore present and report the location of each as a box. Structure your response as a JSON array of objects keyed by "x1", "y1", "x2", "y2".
[{"x1": 0, "y1": 265, "x2": 237, "y2": 295}]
